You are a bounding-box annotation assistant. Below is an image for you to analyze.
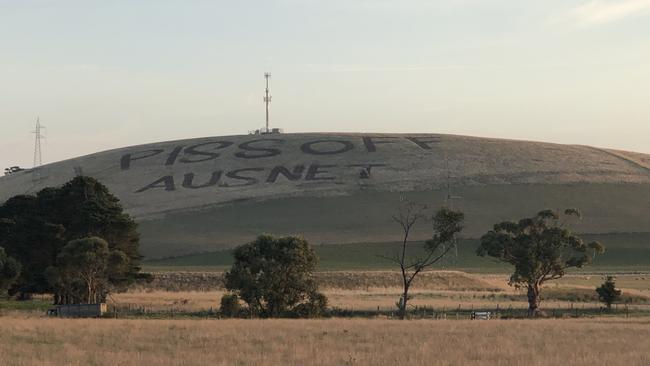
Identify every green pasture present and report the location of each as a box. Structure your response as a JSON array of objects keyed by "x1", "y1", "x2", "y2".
[{"x1": 144, "y1": 232, "x2": 650, "y2": 273}]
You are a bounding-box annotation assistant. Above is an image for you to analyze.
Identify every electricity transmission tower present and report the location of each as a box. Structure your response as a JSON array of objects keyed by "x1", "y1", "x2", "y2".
[{"x1": 32, "y1": 117, "x2": 45, "y2": 167}]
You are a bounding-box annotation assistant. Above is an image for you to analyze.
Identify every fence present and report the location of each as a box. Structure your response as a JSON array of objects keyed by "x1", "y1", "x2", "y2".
[
  {"x1": 103, "y1": 302, "x2": 636, "y2": 320},
  {"x1": 328, "y1": 302, "x2": 634, "y2": 320}
]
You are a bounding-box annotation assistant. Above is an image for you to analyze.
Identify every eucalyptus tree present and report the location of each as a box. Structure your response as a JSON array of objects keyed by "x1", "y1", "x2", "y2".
[
  {"x1": 383, "y1": 198, "x2": 464, "y2": 320},
  {"x1": 477, "y1": 209, "x2": 605, "y2": 316}
]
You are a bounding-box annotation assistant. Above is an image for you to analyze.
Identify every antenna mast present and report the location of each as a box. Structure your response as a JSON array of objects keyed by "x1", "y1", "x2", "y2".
[
  {"x1": 32, "y1": 117, "x2": 45, "y2": 167},
  {"x1": 264, "y1": 72, "x2": 272, "y2": 132}
]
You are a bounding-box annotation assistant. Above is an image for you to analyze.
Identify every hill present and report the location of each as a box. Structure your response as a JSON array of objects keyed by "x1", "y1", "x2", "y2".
[{"x1": 1, "y1": 133, "x2": 649, "y2": 258}]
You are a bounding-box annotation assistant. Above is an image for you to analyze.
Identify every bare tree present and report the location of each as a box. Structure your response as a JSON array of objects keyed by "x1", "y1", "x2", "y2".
[{"x1": 382, "y1": 198, "x2": 464, "y2": 319}]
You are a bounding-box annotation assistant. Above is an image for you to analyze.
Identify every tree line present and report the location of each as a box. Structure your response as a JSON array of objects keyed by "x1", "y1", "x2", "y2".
[
  {"x1": 219, "y1": 199, "x2": 610, "y2": 319},
  {"x1": 0, "y1": 176, "x2": 146, "y2": 304}
]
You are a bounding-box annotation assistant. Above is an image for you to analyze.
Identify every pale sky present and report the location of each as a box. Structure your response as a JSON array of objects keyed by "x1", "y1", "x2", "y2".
[{"x1": 1, "y1": 0, "x2": 649, "y2": 170}]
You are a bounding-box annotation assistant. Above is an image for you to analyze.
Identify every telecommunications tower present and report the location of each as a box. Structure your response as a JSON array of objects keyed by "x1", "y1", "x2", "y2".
[{"x1": 264, "y1": 72, "x2": 272, "y2": 132}]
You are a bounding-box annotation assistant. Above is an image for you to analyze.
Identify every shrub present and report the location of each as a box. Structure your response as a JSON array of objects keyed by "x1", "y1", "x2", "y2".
[
  {"x1": 293, "y1": 291, "x2": 329, "y2": 318},
  {"x1": 220, "y1": 294, "x2": 241, "y2": 318},
  {"x1": 596, "y1": 276, "x2": 622, "y2": 310}
]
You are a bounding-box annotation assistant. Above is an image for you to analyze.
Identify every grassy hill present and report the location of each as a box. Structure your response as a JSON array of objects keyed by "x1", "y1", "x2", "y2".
[{"x1": 2, "y1": 133, "x2": 649, "y2": 259}]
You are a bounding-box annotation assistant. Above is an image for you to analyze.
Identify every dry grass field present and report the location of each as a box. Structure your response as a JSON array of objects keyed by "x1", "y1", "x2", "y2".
[
  {"x1": 111, "y1": 271, "x2": 650, "y2": 314},
  {"x1": 2, "y1": 271, "x2": 650, "y2": 366},
  {"x1": 0, "y1": 316, "x2": 649, "y2": 366},
  {"x1": 109, "y1": 288, "x2": 650, "y2": 314}
]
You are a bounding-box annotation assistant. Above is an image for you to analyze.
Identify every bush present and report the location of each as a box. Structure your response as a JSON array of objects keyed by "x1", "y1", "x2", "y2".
[
  {"x1": 220, "y1": 294, "x2": 241, "y2": 317},
  {"x1": 293, "y1": 291, "x2": 329, "y2": 318},
  {"x1": 596, "y1": 276, "x2": 622, "y2": 310},
  {"x1": 224, "y1": 234, "x2": 328, "y2": 318}
]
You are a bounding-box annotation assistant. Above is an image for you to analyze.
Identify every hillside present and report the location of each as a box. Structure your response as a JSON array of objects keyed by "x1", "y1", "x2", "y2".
[
  {"x1": 1, "y1": 133, "x2": 649, "y2": 258},
  {"x1": 144, "y1": 233, "x2": 650, "y2": 272}
]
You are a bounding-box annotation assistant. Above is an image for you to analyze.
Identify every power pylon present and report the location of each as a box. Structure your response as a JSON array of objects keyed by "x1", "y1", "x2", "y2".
[{"x1": 32, "y1": 117, "x2": 45, "y2": 167}]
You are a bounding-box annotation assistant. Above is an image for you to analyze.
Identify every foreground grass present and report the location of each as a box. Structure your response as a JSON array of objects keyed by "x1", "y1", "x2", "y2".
[{"x1": 0, "y1": 316, "x2": 649, "y2": 366}]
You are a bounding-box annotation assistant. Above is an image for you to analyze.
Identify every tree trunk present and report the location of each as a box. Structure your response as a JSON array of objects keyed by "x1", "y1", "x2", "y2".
[
  {"x1": 399, "y1": 285, "x2": 410, "y2": 320},
  {"x1": 527, "y1": 284, "x2": 540, "y2": 317},
  {"x1": 87, "y1": 279, "x2": 93, "y2": 304}
]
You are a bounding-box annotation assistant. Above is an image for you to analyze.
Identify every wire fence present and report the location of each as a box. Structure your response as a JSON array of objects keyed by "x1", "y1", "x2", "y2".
[{"x1": 105, "y1": 302, "x2": 642, "y2": 320}]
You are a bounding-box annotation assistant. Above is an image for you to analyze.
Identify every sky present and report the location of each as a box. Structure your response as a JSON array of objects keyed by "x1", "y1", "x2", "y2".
[{"x1": 1, "y1": 0, "x2": 649, "y2": 169}]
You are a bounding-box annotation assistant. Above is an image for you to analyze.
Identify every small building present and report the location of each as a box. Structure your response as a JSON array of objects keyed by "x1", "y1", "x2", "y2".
[
  {"x1": 47, "y1": 303, "x2": 107, "y2": 318},
  {"x1": 249, "y1": 127, "x2": 284, "y2": 135}
]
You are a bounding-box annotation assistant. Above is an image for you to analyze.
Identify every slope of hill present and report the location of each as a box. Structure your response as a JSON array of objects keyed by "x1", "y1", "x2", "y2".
[
  {"x1": 144, "y1": 233, "x2": 650, "y2": 272},
  {"x1": 1, "y1": 133, "x2": 649, "y2": 258}
]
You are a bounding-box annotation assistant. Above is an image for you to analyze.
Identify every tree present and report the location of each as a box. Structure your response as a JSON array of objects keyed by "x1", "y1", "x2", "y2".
[
  {"x1": 477, "y1": 209, "x2": 605, "y2": 317},
  {"x1": 596, "y1": 276, "x2": 622, "y2": 310},
  {"x1": 0, "y1": 221, "x2": 19, "y2": 294},
  {"x1": 0, "y1": 196, "x2": 66, "y2": 297},
  {"x1": 44, "y1": 262, "x2": 84, "y2": 305},
  {"x1": 382, "y1": 199, "x2": 464, "y2": 320},
  {"x1": 46, "y1": 177, "x2": 143, "y2": 291},
  {"x1": 0, "y1": 247, "x2": 21, "y2": 295},
  {"x1": 46, "y1": 237, "x2": 128, "y2": 304},
  {"x1": 223, "y1": 234, "x2": 327, "y2": 318},
  {"x1": 0, "y1": 176, "x2": 144, "y2": 301}
]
